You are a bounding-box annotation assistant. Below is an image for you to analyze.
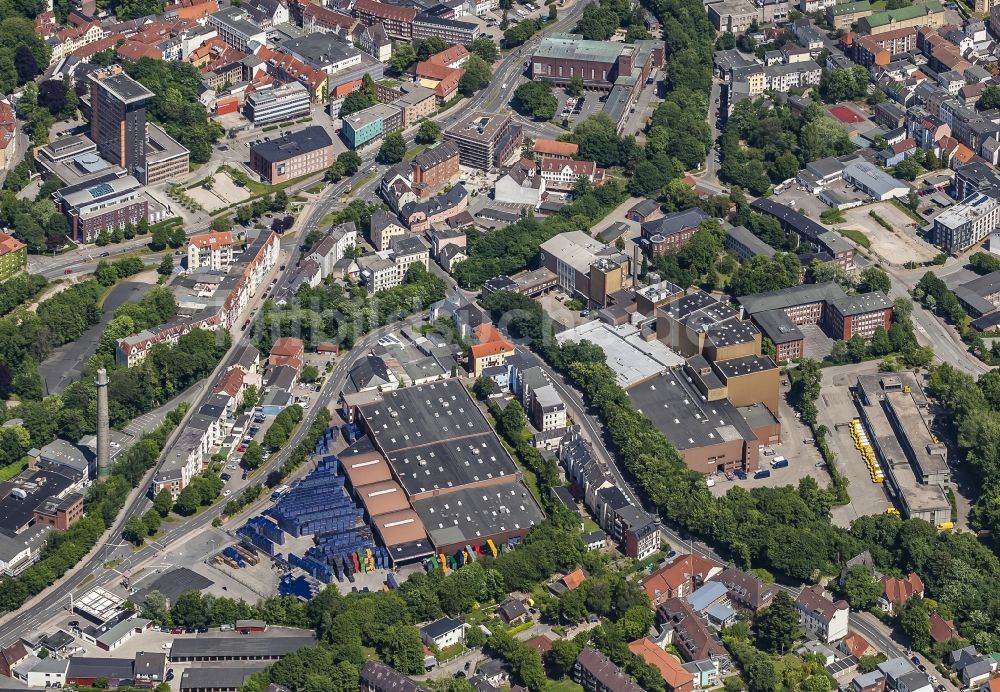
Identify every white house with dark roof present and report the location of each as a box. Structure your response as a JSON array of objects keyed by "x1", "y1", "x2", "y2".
[{"x1": 420, "y1": 617, "x2": 466, "y2": 649}]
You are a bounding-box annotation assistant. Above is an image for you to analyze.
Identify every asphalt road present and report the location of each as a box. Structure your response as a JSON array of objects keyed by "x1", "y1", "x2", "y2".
[{"x1": 39, "y1": 279, "x2": 157, "y2": 395}]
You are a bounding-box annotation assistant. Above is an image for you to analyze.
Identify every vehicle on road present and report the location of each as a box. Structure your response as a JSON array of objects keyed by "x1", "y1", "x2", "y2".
[{"x1": 64, "y1": 268, "x2": 73, "y2": 275}]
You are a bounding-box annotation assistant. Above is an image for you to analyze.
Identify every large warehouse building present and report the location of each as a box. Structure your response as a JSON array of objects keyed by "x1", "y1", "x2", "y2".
[{"x1": 347, "y1": 379, "x2": 544, "y2": 561}]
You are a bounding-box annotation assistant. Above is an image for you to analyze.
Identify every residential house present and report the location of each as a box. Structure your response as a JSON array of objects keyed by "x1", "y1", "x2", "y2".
[
  {"x1": 656, "y1": 597, "x2": 730, "y2": 665},
  {"x1": 795, "y1": 585, "x2": 849, "y2": 644},
  {"x1": 879, "y1": 573, "x2": 924, "y2": 613},
  {"x1": 469, "y1": 324, "x2": 515, "y2": 377},
  {"x1": 420, "y1": 618, "x2": 466, "y2": 650},
  {"x1": 641, "y1": 554, "x2": 725, "y2": 606},
  {"x1": 710, "y1": 567, "x2": 777, "y2": 612}
]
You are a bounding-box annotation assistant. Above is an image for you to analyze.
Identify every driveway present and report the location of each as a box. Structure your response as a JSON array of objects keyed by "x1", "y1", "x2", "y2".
[{"x1": 39, "y1": 277, "x2": 157, "y2": 394}]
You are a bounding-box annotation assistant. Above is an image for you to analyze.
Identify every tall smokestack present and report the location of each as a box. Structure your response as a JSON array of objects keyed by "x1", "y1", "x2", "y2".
[{"x1": 96, "y1": 368, "x2": 110, "y2": 479}]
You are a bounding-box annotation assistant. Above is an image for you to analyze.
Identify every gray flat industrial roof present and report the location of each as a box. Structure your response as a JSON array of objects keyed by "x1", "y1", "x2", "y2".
[
  {"x1": 736, "y1": 282, "x2": 846, "y2": 315},
  {"x1": 534, "y1": 34, "x2": 625, "y2": 64},
  {"x1": 831, "y1": 291, "x2": 892, "y2": 316},
  {"x1": 386, "y1": 436, "x2": 517, "y2": 496},
  {"x1": 179, "y1": 664, "x2": 266, "y2": 690},
  {"x1": 751, "y1": 309, "x2": 803, "y2": 344},
  {"x1": 131, "y1": 567, "x2": 213, "y2": 606},
  {"x1": 95, "y1": 72, "x2": 154, "y2": 104},
  {"x1": 169, "y1": 632, "x2": 316, "y2": 661},
  {"x1": 251, "y1": 126, "x2": 332, "y2": 163},
  {"x1": 359, "y1": 379, "x2": 494, "y2": 454},
  {"x1": 627, "y1": 369, "x2": 757, "y2": 451},
  {"x1": 713, "y1": 355, "x2": 776, "y2": 379},
  {"x1": 411, "y1": 479, "x2": 544, "y2": 547}
]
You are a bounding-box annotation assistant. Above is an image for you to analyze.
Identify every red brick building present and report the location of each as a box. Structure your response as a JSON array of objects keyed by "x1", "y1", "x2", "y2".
[
  {"x1": 826, "y1": 293, "x2": 894, "y2": 340},
  {"x1": 410, "y1": 141, "x2": 460, "y2": 199},
  {"x1": 353, "y1": 0, "x2": 415, "y2": 39},
  {"x1": 32, "y1": 493, "x2": 85, "y2": 531}
]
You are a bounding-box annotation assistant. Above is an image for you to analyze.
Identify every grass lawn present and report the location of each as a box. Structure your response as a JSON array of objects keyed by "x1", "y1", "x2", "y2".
[
  {"x1": 837, "y1": 228, "x2": 871, "y2": 249},
  {"x1": 507, "y1": 621, "x2": 534, "y2": 636},
  {"x1": 405, "y1": 144, "x2": 428, "y2": 159},
  {"x1": 582, "y1": 516, "x2": 600, "y2": 532},
  {"x1": 305, "y1": 184, "x2": 324, "y2": 194},
  {"x1": 0, "y1": 460, "x2": 26, "y2": 482},
  {"x1": 438, "y1": 643, "x2": 465, "y2": 660},
  {"x1": 549, "y1": 680, "x2": 585, "y2": 692}
]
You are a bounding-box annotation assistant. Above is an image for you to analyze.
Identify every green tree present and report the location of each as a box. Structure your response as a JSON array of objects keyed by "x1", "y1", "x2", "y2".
[
  {"x1": 979, "y1": 85, "x2": 1000, "y2": 110},
  {"x1": 124, "y1": 515, "x2": 147, "y2": 545},
  {"x1": 382, "y1": 624, "x2": 425, "y2": 674},
  {"x1": 755, "y1": 591, "x2": 798, "y2": 654},
  {"x1": 859, "y1": 267, "x2": 891, "y2": 294},
  {"x1": 416, "y1": 120, "x2": 441, "y2": 144},
  {"x1": 242, "y1": 441, "x2": 265, "y2": 470},
  {"x1": 153, "y1": 489, "x2": 174, "y2": 517},
  {"x1": 472, "y1": 376, "x2": 494, "y2": 400},
  {"x1": 301, "y1": 365, "x2": 320, "y2": 383},
  {"x1": 894, "y1": 157, "x2": 922, "y2": 181},
  {"x1": 377, "y1": 132, "x2": 407, "y2": 164},
  {"x1": 340, "y1": 90, "x2": 373, "y2": 117},
  {"x1": 513, "y1": 81, "x2": 558, "y2": 120},
  {"x1": 568, "y1": 75, "x2": 584, "y2": 97},
  {"x1": 142, "y1": 509, "x2": 161, "y2": 536},
  {"x1": 469, "y1": 36, "x2": 499, "y2": 63},
  {"x1": 899, "y1": 597, "x2": 931, "y2": 650},
  {"x1": 389, "y1": 43, "x2": 417, "y2": 73},
  {"x1": 157, "y1": 255, "x2": 173, "y2": 276},
  {"x1": 458, "y1": 55, "x2": 492, "y2": 96},
  {"x1": 842, "y1": 565, "x2": 882, "y2": 610}
]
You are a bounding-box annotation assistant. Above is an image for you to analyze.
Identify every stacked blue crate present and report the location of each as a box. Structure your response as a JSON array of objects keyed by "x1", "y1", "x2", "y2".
[
  {"x1": 279, "y1": 573, "x2": 321, "y2": 600},
  {"x1": 266, "y1": 457, "x2": 363, "y2": 537},
  {"x1": 289, "y1": 553, "x2": 334, "y2": 583}
]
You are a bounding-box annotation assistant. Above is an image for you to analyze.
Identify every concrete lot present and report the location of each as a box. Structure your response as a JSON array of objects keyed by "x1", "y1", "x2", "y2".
[
  {"x1": 186, "y1": 172, "x2": 254, "y2": 212},
  {"x1": 709, "y1": 384, "x2": 827, "y2": 496},
  {"x1": 538, "y1": 291, "x2": 593, "y2": 330},
  {"x1": 553, "y1": 90, "x2": 603, "y2": 126},
  {"x1": 800, "y1": 323, "x2": 834, "y2": 361},
  {"x1": 832, "y1": 202, "x2": 938, "y2": 265},
  {"x1": 815, "y1": 361, "x2": 892, "y2": 527}
]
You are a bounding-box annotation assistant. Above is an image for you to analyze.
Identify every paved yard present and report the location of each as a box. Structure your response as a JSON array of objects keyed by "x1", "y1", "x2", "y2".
[
  {"x1": 710, "y1": 385, "x2": 827, "y2": 496},
  {"x1": 833, "y1": 203, "x2": 938, "y2": 265},
  {"x1": 800, "y1": 323, "x2": 835, "y2": 360},
  {"x1": 815, "y1": 362, "x2": 892, "y2": 527}
]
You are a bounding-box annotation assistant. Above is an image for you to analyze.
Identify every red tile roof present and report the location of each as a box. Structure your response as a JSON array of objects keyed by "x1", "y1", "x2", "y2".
[
  {"x1": 534, "y1": 138, "x2": 579, "y2": 157},
  {"x1": 882, "y1": 573, "x2": 924, "y2": 606},
  {"x1": 930, "y1": 612, "x2": 959, "y2": 643},
  {"x1": 0, "y1": 231, "x2": 26, "y2": 256},
  {"x1": 628, "y1": 639, "x2": 694, "y2": 691},
  {"x1": 641, "y1": 554, "x2": 724, "y2": 604}
]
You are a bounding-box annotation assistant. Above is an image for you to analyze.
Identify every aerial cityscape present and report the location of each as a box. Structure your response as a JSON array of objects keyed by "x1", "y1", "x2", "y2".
[{"x1": 2, "y1": 0, "x2": 1000, "y2": 688}]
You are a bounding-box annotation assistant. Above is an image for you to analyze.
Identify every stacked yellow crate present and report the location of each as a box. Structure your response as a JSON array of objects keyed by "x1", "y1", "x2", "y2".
[{"x1": 850, "y1": 418, "x2": 885, "y2": 483}]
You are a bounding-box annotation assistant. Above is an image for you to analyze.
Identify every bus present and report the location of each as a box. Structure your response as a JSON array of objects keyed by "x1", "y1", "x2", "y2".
[{"x1": 271, "y1": 485, "x2": 290, "y2": 501}]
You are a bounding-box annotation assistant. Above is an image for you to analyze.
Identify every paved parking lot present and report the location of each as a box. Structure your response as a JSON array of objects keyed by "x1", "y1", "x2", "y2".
[
  {"x1": 553, "y1": 90, "x2": 603, "y2": 125},
  {"x1": 815, "y1": 362, "x2": 892, "y2": 527},
  {"x1": 710, "y1": 384, "x2": 827, "y2": 495}
]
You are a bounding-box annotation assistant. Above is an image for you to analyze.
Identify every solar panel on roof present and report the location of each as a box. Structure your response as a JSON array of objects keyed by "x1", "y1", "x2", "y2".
[{"x1": 88, "y1": 182, "x2": 114, "y2": 198}]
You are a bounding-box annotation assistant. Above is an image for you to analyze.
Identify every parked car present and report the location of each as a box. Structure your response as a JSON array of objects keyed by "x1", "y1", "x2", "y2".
[
  {"x1": 170, "y1": 627, "x2": 184, "y2": 634},
  {"x1": 772, "y1": 459, "x2": 789, "y2": 469},
  {"x1": 734, "y1": 469, "x2": 747, "y2": 480},
  {"x1": 754, "y1": 470, "x2": 771, "y2": 480}
]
